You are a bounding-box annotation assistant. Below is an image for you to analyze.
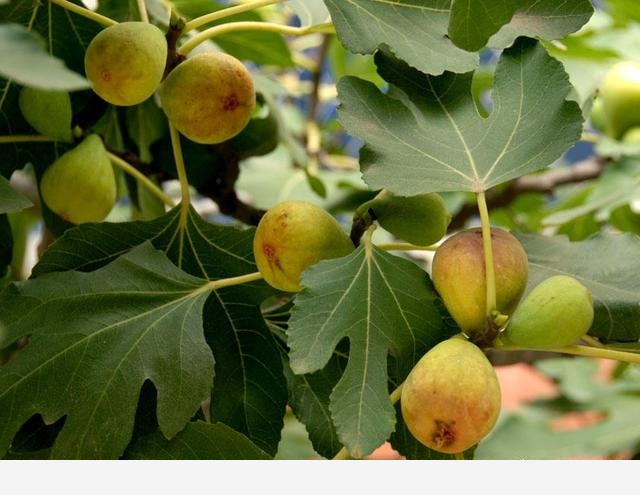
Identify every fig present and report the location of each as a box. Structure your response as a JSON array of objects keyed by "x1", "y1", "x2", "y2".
[
  {"x1": 589, "y1": 95, "x2": 607, "y2": 134},
  {"x1": 499, "y1": 275, "x2": 594, "y2": 348},
  {"x1": 401, "y1": 337, "x2": 501, "y2": 454},
  {"x1": 431, "y1": 228, "x2": 528, "y2": 337},
  {"x1": 622, "y1": 126, "x2": 640, "y2": 144},
  {"x1": 599, "y1": 61, "x2": 640, "y2": 139},
  {"x1": 159, "y1": 52, "x2": 256, "y2": 144},
  {"x1": 84, "y1": 22, "x2": 167, "y2": 106},
  {"x1": 253, "y1": 200, "x2": 354, "y2": 292},
  {"x1": 18, "y1": 87, "x2": 72, "y2": 142},
  {"x1": 40, "y1": 134, "x2": 117, "y2": 224},
  {"x1": 360, "y1": 192, "x2": 451, "y2": 246}
]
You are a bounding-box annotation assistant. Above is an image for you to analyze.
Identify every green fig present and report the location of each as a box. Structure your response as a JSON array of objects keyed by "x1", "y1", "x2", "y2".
[
  {"x1": 159, "y1": 52, "x2": 256, "y2": 144},
  {"x1": 499, "y1": 275, "x2": 594, "y2": 349},
  {"x1": 431, "y1": 228, "x2": 528, "y2": 337},
  {"x1": 18, "y1": 87, "x2": 72, "y2": 142},
  {"x1": 401, "y1": 337, "x2": 501, "y2": 454},
  {"x1": 40, "y1": 134, "x2": 117, "y2": 224},
  {"x1": 253, "y1": 200, "x2": 354, "y2": 292},
  {"x1": 599, "y1": 61, "x2": 640, "y2": 139},
  {"x1": 360, "y1": 192, "x2": 451, "y2": 246},
  {"x1": 84, "y1": 22, "x2": 167, "y2": 106}
]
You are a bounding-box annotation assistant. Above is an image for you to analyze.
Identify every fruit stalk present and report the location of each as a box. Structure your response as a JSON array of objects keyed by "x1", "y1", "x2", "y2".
[
  {"x1": 494, "y1": 342, "x2": 640, "y2": 364},
  {"x1": 183, "y1": 0, "x2": 287, "y2": 32},
  {"x1": 50, "y1": 0, "x2": 117, "y2": 27},
  {"x1": 107, "y1": 152, "x2": 176, "y2": 208},
  {"x1": 178, "y1": 21, "x2": 335, "y2": 55},
  {"x1": 476, "y1": 191, "x2": 497, "y2": 317},
  {"x1": 136, "y1": 0, "x2": 149, "y2": 23}
]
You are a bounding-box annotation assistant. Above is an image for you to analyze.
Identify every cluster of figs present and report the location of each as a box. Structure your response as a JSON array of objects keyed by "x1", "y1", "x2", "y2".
[
  {"x1": 19, "y1": 21, "x2": 256, "y2": 224},
  {"x1": 19, "y1": 19, "x2": 599, "y2": 457},
  {"x1": 252, "y1": 195, "x2": 595, "y2": 455}
]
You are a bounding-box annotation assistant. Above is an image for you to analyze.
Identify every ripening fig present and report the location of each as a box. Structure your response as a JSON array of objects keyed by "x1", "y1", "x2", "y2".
[
  {"x1": 159, "y1": 52, "x2": 256, "y2": 144},
  {"x1": 84, "y1": 22, "x2": 167, "y2": 106},
  {"x1": 622, "y1": 126, "x2": 640, "y2": 144},
  {"x1": 253, "y1": 200, "x2": 354, "y2": 292},
  {"x1": 498, "y1": 275, "x2": 594, "y2": 349},
  {"x1": 360, "y1": 192, "x2": 451, "y2": 246},
  {"x1": 589, "y1": 95, "x2": 606, "y2": 134},
  {"x1": 431, "y1": 228, "x2": 528, "y2": 337},
  {"x1": 40, "y1": 134, "x2": 117, "y2": 224},
  {"x1": 599, "y1": 61, "x2": 640, "y2": 139},
  {"x1": 401, "y1": 337, "x2": 501, "y2": 454},
  {"x1": 19, "y1": 87, "x2": 73, "y2": 142}
]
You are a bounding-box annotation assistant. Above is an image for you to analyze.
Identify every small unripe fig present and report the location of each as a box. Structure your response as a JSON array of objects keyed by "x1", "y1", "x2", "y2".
[
  {"x1": 19, "y1": 87, "x2": 72, "y2": 142},
  {"x1": 40, "y1": 134, "x2": 117, "y2": 224},
  {"x1": 401, "y1": 337, "x2": 501, "y2": 454},
  {"x1": 431, "y1": 228, "x2": 528, "y2": 337},
  {"x1": 253, "y1": 200, "x2": 354, "y2": 292},
  {"x1": 84, "y1": 22, "x2": 167, "y2": 106},
  {"x1": 159, "y1": 52, "x2": 256, "y2": 144},
  {"x1": 599, "y1": 61, "x2": 640, "y2": 139},
  {"x1": 363, "y1": 192, "x2": 451, "y2": 246},
  {"x1": 499, "y1": 275, "x2": 594, "y2": 348}
]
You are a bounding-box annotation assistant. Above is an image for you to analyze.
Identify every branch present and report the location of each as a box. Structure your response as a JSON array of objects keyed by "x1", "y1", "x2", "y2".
[{"x1": 449, "y1": 157, "x2": 608, "y2": 230}]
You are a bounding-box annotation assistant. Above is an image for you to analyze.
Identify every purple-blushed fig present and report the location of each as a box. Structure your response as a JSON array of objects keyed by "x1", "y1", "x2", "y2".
[
  {"x1": 253, "y1": 200, "x2": 354, "y2": 292},
  {"x1": 498, "y1": 275, "x2": 594, "y2": 349},
  {"x1": 159, "y1": 52, "x2": 256, "y2": 144},
  {"x1": 401, "y1": 336, "x2": 501, "y2": 454},
  {"x1": 84, "y1": 22, "x2": 167, "y2": 106},
  {"x1": 40, "y1": 135, "x2": 116, "y2": 224},
  {"x1": 431, "y1": 228, "x2": 528, "y2": 337}
]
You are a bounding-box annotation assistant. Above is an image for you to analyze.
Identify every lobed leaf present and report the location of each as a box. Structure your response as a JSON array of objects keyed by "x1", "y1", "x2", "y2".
[
  {"x1": 0, "y1": 244, "x2": 214, "y2": 459},
  {"x1": 287, "y1": 242, "x2": 448, "y2": 457},
  {"x1": 0, "y1": 176, "x2": 32, "y2": 214},
  {"x1": 337, "y1": 38, "x2": 582, "y2": 195}
]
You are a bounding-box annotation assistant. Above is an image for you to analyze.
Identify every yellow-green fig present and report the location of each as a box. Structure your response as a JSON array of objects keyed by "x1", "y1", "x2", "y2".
[
  {"x1": 499, "y1": 275, "x2": 594, "y2": 349},
  {"x1": 599, "y1": 61, "x2": 640, "y2": 139},
  {"x1": 159, "y1": 52, "x2": 256, "y2": 144},
  {"x1": 253, "y1": 200, "x2": 354, "y2": 292},
  {"x1": 18, "y1": 87, "x2": 73, "y2": 142},
  {"x1": 589, "y1": 95, "x2": 607, "y2": 134},
  {"x1": 622, "y1": 126, "x2": 640, "y2": 144},
  {"x1": 431, "y1": 228, "x2": 528, "y2": 337},
  {"x1": 40, "y1": 134, "x2": 117, "y2": 224},
  {"x1": 84, "y1": 22, "x2": 167, "y2": 106},
  {"x1": 401, "y1": 337, "x2": 501, "y2": 454},
  {"x1": 363, "y1": 192, "x2": 451, "y2": 246}
]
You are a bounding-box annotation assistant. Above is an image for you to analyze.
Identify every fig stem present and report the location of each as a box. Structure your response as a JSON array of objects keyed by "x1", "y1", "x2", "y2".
[
  {"x1": 183, "y1": 0, "x2": 286, "y2": 32},
  {"x1": 50, "y1": 0, "x2": 118, "y2": 27},
  {"x1": 136, "y1": 0, "x2": 149, "y2": 23},
  {"x1": 476, "y1": 191, "x2": 497, "y2": 317},
  {"x1": 107, "y1": 152, "x2": 176, "y2": 208},
  {"x1": 495, "y1": 342, "x2": 640, "y2": 364},
  {"x1": 0, "y1": 135, "x2": 56, "y2": 144},
  {"x1": 169, "y1": 123, "x2": 191, "y2": 265},
  {"x1": 377, "y1": 242, "x2": 437, "y2": 252},
  {"x1": 331, "y1": 381, "x2": 405, "y2": 460},
  {"x1": 179, "y1": 21, "x2": 335, "y2": 55},
  {"x1": 205, "y1": 271, "x2": 263, "y2": 291},
  {"x1": 581, "y1": 131, "x2": 600, "y2": 144},
  {"x1": 581, "y1": 334, "x2": 605, "y2": 348}
]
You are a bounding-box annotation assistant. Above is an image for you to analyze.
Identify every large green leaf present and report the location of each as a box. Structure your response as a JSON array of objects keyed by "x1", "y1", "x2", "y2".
[
  {"x1": 0, "y1": 243, "x2": 215, "y2": 459},
  {"x1": 0, "y1": 24, "x2": 88, "y2": 90},
  {"x1": 324, "y1": 0, "x2": 477, "y2": 76},
  {"x1": 337, "y1": 38, "x2": 582, "y2": 195},
  {"x1": 289, "y1": 0, "x2": 330, "y2": 26},
  {"x1": 519, "y1": 233, "x2": 640, "y2": 342},
  {"x1": 449, "y1": 0, "x2": 594, "y2": 52},
  {"x1": 32, "y1": 207, "x2": 287, "y2": 455},
  {"x1": 125, "y1": 421, "x2": 271, "y2": 460},
  {"x1": 287, "y1": 240, "x2": 448, "y2": 458},
  {"x1": 0, "y1": 215, "x2": 11, "y2": 276},
  {"x1": 0, "y1": 176, "x2": 32, "y2": 213}
]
